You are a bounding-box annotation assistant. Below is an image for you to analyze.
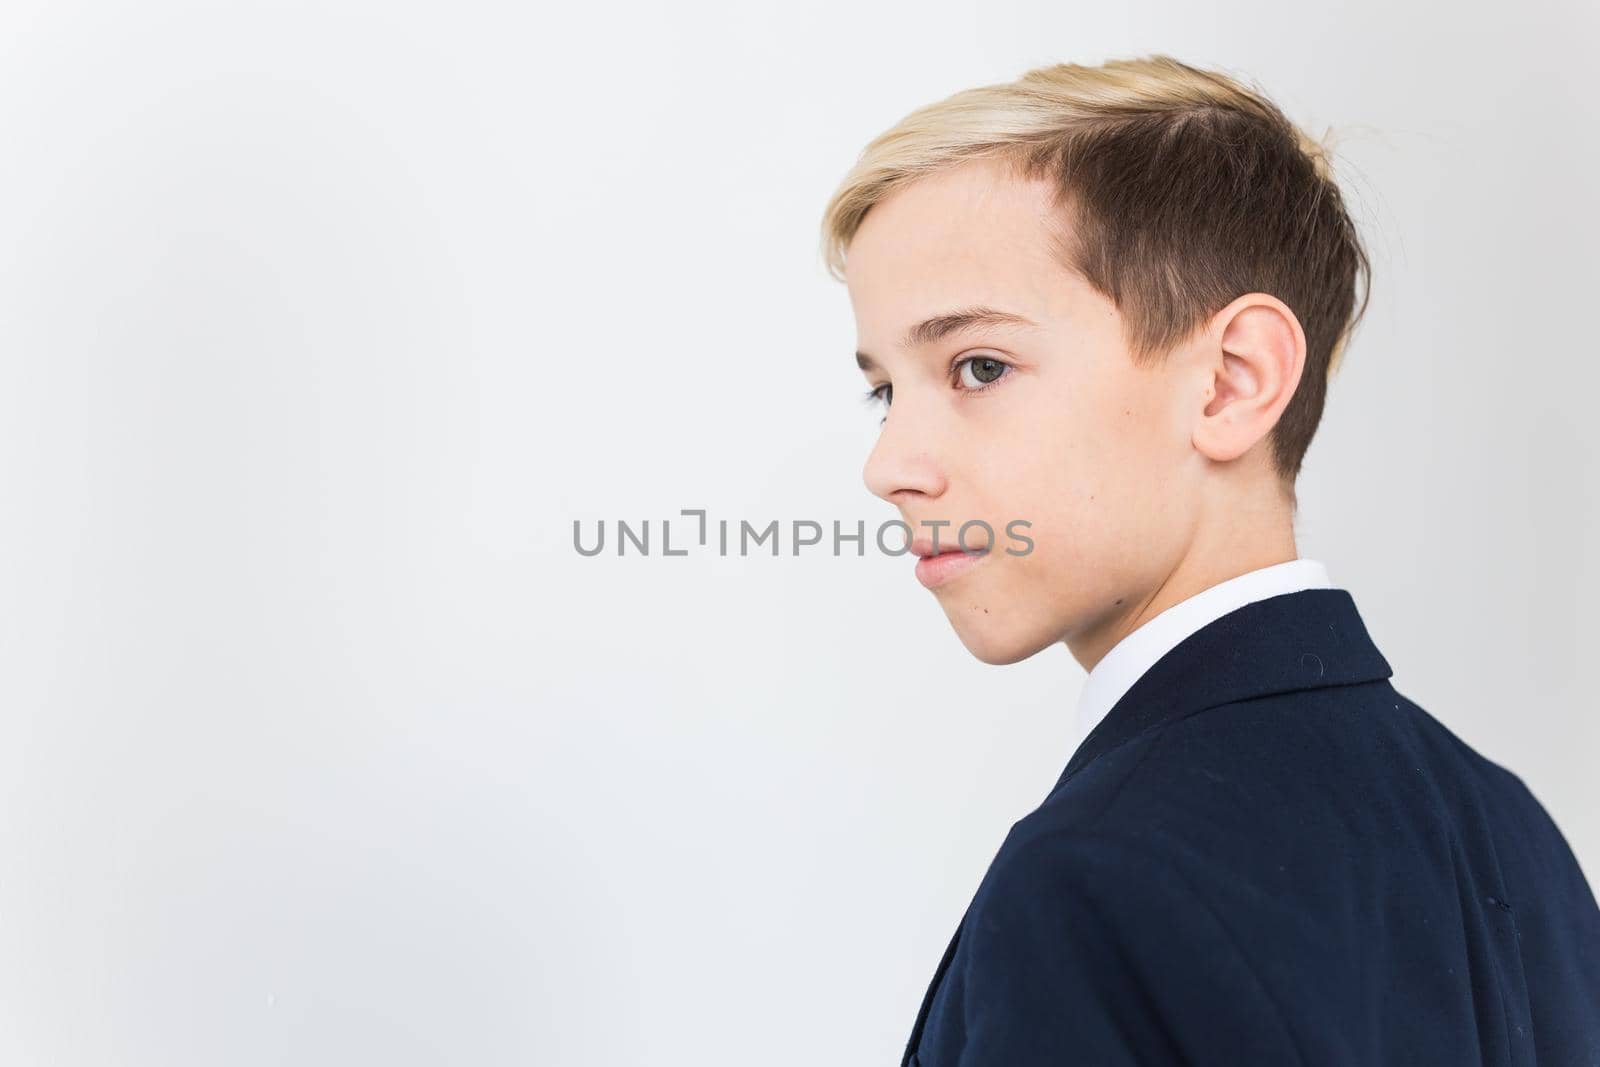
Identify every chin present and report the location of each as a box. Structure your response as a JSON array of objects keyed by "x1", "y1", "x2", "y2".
[{"x1": 942, "y1": 610, "x2": 1055, "y2": 666}]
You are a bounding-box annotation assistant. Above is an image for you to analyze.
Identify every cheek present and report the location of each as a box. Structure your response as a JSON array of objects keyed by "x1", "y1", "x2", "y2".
[
  {"x1": 991, "y1": 390, "x2": 1103, "y2": 518},
  {"x1": 961, "y1": 365, "x2": 1180, "y2": 547},
  {"x1": 987, "y1": 386, "x2": 1170, "y2": 563}
]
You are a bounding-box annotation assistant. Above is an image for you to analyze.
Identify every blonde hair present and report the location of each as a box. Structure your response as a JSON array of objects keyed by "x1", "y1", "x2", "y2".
[{"x1": 819, "y1": 54, "x2": 1371, "y2": 484}]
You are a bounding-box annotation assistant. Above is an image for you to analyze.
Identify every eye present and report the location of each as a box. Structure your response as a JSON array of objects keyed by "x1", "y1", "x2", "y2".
[
  {"x1": 861, "y1": 382, "x2": 891, "y2": 425},
  {"x1": 954, "y1": 355, "x2": 1012, "y2": 392}
]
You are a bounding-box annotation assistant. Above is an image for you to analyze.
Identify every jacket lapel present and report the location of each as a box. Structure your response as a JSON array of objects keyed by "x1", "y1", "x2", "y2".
[{"x1": 900, "y1": 902, "x2": 968, "y2": 1067}]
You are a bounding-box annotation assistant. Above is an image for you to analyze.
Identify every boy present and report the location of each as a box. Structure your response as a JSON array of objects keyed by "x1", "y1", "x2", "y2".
[{"x1": 821, "y1": 54, "x2": 1600, "y2": 1065}]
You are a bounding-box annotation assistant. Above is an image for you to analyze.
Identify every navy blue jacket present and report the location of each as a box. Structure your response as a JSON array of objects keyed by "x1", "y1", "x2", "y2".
[{"x1": 902, "y1": 588, "x2": 1600, "y2": 1065}]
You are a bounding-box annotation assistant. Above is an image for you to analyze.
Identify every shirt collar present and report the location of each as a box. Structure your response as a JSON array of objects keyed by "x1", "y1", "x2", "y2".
[{"x1": 1074, "y1": 558, "x2": 1336, "y2": 743}]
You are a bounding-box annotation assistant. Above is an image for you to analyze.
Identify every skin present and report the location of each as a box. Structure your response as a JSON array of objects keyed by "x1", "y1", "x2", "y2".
[{"x1": 847, "y1": 156, "x2": 1310, "y2": 671}]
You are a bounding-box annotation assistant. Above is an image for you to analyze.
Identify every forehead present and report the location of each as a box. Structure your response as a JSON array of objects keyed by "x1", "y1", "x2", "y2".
[{"x1": 844, "y1": 158, "x2": 1076, "y2": 326}]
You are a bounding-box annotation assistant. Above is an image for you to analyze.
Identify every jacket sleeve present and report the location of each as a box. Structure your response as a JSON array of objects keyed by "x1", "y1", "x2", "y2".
[{"x1": 954, "y1": 830, "x2": 1306, "y2": 1066}]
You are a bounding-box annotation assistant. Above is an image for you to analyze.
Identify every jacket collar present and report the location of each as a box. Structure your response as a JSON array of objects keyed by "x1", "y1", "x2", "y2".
[{"x1": 1051, "y1": 587, "x2": 1394, "y2": 795}]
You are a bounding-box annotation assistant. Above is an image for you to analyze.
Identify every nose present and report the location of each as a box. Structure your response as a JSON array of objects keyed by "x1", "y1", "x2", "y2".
[{"x1": 863, "y1": 407, "x2": 948, "y2": 504}]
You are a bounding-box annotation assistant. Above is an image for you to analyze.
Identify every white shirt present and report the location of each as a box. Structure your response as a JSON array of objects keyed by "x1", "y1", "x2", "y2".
[{"x1": 1074, "y1": 558, "x2": 1337, "y2": 743}]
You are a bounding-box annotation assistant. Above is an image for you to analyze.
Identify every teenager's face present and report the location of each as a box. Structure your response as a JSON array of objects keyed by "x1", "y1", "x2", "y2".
[{"x1": 847, "y1": 158, "x2": 1205, "y2": 665}]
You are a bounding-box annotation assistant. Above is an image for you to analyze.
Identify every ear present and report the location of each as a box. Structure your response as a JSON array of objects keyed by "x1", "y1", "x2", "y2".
[{"x1": 1191, "y1": 294, "x2": 1306, "y2": 464}]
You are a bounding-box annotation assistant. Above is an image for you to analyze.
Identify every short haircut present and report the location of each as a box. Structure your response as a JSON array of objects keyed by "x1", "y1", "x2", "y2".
[{"x1": 820, "y1": 54, "x2": 1373, "y2": 488}]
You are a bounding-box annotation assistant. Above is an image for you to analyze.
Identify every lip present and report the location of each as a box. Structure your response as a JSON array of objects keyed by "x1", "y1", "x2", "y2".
[{"x1": 913, "y1": 548, "x2": 987, "y2": 590}]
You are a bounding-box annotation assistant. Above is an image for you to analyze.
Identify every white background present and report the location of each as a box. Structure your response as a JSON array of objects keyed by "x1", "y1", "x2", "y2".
[{"x1": 1, "y1": 1, "x2": 1596, "y2": 1063}]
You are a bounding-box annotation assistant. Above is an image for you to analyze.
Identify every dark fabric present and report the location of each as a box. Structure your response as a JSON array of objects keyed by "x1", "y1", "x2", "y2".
[{"x1": 901, "y1": 588, "x2": 1600, "y2": 1066}]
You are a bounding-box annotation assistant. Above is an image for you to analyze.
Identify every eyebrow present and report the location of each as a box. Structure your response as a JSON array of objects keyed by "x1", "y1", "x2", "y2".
[{"x1": 854, "y1": 306, "x2": 1040, "y2": 373}]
